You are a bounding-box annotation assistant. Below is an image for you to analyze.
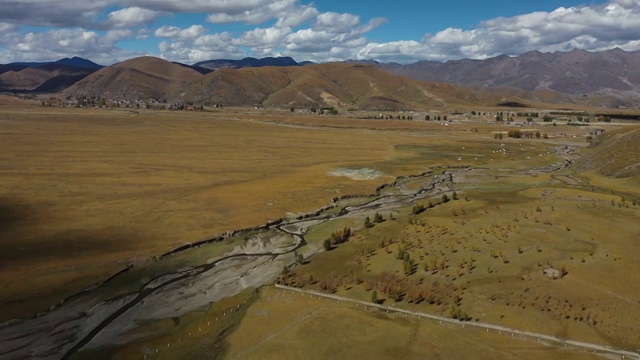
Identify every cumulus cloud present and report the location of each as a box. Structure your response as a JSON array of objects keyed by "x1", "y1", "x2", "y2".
[
  {"x1": 418, "y1": 0, "x2": 640, "y2": 60},
  {"x1": 125, "y1": 0, "x2": 277, "y2": 14},
  {"x1": 105, "y1": 7, "x2": 162, "y2": 28},
  {"x1": 205, "y1": 0, "x2": 313, "y2": 25},
  {"x1": 234, "y1": 27, "x2": 292, "y2": 47},
  {"x1": 0, "y1": 28, "x2": 145, "y2": 63},
  {"x1": 0, "y1": 0, "x2": 109, "y2": 27},
  {"x1": 156, "y1": 28, "x2": 243, "y2": 63},
  {"x1": 2, "y1": 0, "x2": 640, "y2": 64},
  {"x1": 155, "y1": 25, "x2": 207, "y2": 41}
]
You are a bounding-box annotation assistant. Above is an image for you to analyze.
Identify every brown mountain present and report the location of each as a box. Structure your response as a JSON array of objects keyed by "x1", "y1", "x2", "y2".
[
  {"x1": 65, "y1": 56, "x2": 203, "y2": 100},
  {"x1": 61, "y1": 57, "x2": 542, "y2": 110},
  {"x1": 0, "y1": 63, "x2": 94, "y2": 91},
  {"x1": 0, "y1": 57, "x2": 101, "y2": 92},
  {"x1": 180, "y1": 62, "x2": 518, "y2": 110},
  {"x1": 380, "y1": 48, "x2": 640, "y2": 105}
]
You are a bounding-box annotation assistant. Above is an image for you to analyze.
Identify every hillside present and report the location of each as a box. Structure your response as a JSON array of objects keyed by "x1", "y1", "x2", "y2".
[
  {"x1": 575, "y1": 127, "x2": 640, "y2": 178},
  {"x1": 181, "y1": 62, "x2": 520, "y2": 110},
  {"x1": 0, "y1": 60, "x2": 100, "y2": 92},
  {"x1": 65, "y1": 56, "x2": 203, "y2": 100},
  {"x1": 380, "y1": 48, "x2": 640, "y2": 105}
]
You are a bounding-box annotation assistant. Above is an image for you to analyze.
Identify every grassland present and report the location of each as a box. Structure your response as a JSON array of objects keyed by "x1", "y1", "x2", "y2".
[
  {"x1": 1, "y1": 106, "x2": 548, "y2": 319},
  {"x1": 281, "y1": 158, "x2": 640, "y2": 352},
  {"x1": 223, "y1": 286, "x2": 604, "y2": 360},
  {"x1": 1, "y1": 103, "x2": 638, "y2": 359}
]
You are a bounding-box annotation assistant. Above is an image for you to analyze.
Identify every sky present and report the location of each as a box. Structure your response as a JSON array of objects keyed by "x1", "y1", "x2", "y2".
[{"x1": 0, "y1": 0, "x2": 639, "y2": 65}]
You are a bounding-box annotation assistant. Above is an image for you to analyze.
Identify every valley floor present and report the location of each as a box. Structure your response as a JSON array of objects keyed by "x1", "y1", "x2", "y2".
[{"x1": 0, "y1": 106, "x2": 638, "y2": 359}]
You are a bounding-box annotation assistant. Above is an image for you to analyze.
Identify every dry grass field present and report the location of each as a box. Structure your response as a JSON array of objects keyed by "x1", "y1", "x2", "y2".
[
  {"x1": 1, "y1": 102, "x2": 638, "y2": 359},
  {"x1": 0, "y1": 105, "x2": 551, "y2": 319},
  {"x1": 284, "y1": 164, "x2": 640, "y2": 351},
  {"x1": 224, "y1": 287, "x2": 604, "y2": 360}
]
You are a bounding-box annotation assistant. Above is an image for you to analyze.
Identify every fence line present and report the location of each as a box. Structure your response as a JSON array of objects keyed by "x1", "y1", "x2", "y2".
[{"x1": 275, "y1": 284, "x2": 639, "y2": 360}]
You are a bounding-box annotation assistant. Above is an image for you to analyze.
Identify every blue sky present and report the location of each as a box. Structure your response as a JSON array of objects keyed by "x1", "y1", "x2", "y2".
[{"x1": 0, "y1": 0, "x2": 637, "y2": 65}]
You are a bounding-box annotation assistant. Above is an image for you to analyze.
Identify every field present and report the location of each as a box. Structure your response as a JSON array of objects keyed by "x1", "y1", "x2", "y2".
[
  {"x1": 1, "y1": 103, "x2": 639, "y2": 359},
  {"x1": 1, "y1": 106, "x2": 446, "y2": 318}
]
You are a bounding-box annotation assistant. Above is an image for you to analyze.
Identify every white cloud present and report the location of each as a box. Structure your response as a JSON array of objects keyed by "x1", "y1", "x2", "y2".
[
  {"x1": 313, "y1": 12, "x2": 360, "y2": 33},
  {"x1": 154, "y1": 25, "x2": 207, "y2": 41},
  {"x1": 105, "y1": 7, "x2": 162, "y2": 28},
  {"x1": 2, "y1": 0, "x2": 640, "y2": 64},
  {"x1": 205, "y1": 0, "x2": 310, "y2": 25},
  {"x1": 156, "y1": 29, "x2": 242, "y2": 63},
  {"x1": 274, "y1": 5, "x2": 318, "y2": 28},
  {"x1": 234, "y1": 27, "x2": 292, "y2": 47},
  {"x1": 126, "y1": 0, "x2": 277, "y2": 14},
  {"x1": 420, "y1": 0, "x2": 640, "y2": 60},
  {"x1": 0, "y1": 28, "x2": 144, "y2": 63},
  {"x1": 0, "y1": 0, "x2": 109, "y2": 27}
]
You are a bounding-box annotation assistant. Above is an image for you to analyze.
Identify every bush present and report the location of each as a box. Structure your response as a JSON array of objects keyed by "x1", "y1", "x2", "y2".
[
  {"x1": 507, "y1": 130, "x2": 522, "y2": 138},
  {"x1": 412, "y1": 203, "x2": 426, "y2": 215}
]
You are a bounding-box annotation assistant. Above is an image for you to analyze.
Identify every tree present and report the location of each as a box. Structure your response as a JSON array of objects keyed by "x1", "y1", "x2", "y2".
[
  {"x1": 425, "y1": 115, "x2": 431, "y2": 121},
  {"x1": 323, "y1": 239, "x2": 332, "y2": 251},
  {"x1": 442, "y1": 194, "x2": 450, "y2": 203},
  {"x1": 364, "y1": 216, "x2": 372, "y2": 228},
  {"x1": 452, "y1": 191, "x2": 458, "y2": 200},
  {"x1": 371, "y1": 290, "x2": 378, "y2": 304},
  {"x1": 412, "y1": 203, "x2": 426, "y2": 215},
  {"x1": 296, "y1": 252, "x2": 304, "y2": 265},
  {"x1": 374, "y1": 212, "x2": 384, "y2": 223}
]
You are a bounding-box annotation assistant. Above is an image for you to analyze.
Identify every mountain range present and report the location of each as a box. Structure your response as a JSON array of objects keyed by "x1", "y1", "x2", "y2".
[
  {"x1": 2, "y1": 49, "x2": 640, "y2": 109},
  {"x1": 378, "y1": 48, "x2": 640, "y2": 103},
  {"x1": 65, "y1": 57, "x2": 517, "y2": 110}
]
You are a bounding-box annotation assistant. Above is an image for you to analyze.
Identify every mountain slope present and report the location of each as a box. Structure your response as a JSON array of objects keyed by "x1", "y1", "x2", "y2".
[
  {"x1": 380, "y1": 48, "x2": 640, "y2": 104},
  {"x1": 65, "y1": 56, "x2": 203, "y2": 100},
  {"x1": 0, "y1": 58, "x2": 101, "y2": 92},
  {"x1": 180, "y1": 62, "x2": 521, "y2": 110},
  {"x1": 54, "y1": 57, "x2": 103, "y2": 70},
  {"x1": 575, "y1": 127, "x2": 640, "y2": 178}
]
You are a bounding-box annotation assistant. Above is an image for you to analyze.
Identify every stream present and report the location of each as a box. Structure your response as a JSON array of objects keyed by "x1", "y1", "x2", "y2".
[{"x1": 0, "y1": 146, "x2": 576, "y2": 360}]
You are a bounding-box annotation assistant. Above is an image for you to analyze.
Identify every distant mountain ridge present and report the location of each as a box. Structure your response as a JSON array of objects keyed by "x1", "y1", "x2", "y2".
[
  {"x1": 4, "y1": 49, "x2": 640, "y2": 107},
  {"x1": 194, "y1": 56, "x2": 302, "y2": 71},
  {"x1": 0, "y1": 56, "x2": 103, "y2": 92},
  {"x1": 378, "y1": 48, "x2": 640, "y2": 104},
  {"x1": 53, "y1": 57, "x2": 103, "y2": 70}
]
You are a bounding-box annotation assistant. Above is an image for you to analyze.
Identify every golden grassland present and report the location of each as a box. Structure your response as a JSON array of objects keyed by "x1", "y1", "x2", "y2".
[
  {"x1": 223, "y1": 286, "x2": 602, "y2": 360},
  {"x1": 1, "y1": 104, "x2": 638, "y2": 358},
  {"x1": 285, "y1": 167, "x2": 640, "y2": 351},
  {"x1": 0, "y1": 107, "x2": 427, "y2": 318},
  {"x1": 0, "y1": 105, "x2": 575, "y2": 319}
]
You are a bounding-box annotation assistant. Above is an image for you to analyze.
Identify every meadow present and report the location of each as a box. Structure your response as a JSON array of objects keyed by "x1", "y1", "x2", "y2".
[
  {"x1": 0, "y1": 105, "x2": 525, "y2": 319},
  {"x1": 1, "y1": 103, "x2": 638, "y2": 359}
]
